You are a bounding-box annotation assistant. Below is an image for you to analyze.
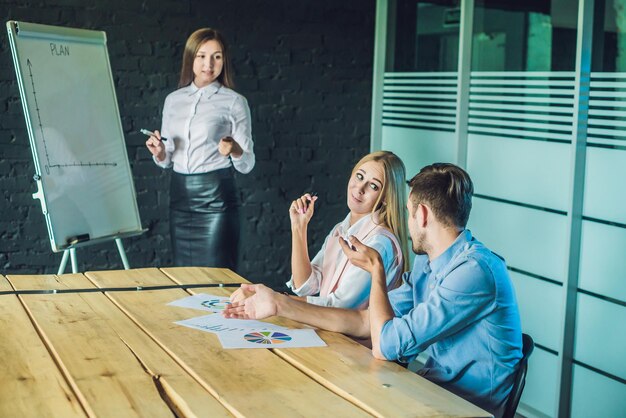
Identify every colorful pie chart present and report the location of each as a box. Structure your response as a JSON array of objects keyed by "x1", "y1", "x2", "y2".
[
  {"x1": 243, "y1": 331, "x2": 292, "y2": 344},
  {"x1": 201, "y1": 299, "x2": 231, "y2": 310}
]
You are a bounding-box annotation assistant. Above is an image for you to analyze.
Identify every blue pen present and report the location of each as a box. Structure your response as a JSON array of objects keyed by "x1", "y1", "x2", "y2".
[{"x1": 140, "y1": 129, "x2": 168, "y2": 142}]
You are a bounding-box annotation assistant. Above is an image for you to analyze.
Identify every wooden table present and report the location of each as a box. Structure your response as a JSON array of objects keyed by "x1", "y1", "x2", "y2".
[{"x1": 0, "y1": 267, "x2": 491, "y2": 417}]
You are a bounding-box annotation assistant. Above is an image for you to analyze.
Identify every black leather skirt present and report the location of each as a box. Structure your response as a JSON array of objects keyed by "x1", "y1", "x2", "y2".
[{"x1": 169, "y1": 168, "x2": 240, "y2": 269}]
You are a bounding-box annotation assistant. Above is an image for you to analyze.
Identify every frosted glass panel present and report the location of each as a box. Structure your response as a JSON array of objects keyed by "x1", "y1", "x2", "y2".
[
  {"x1": 510, "y1": 271, "x2": 562, "y2": 352},
  {"x1": 575, "y1": 294, "x2": 626, "y2": 379},
  {"x1": 579, "y1": 221, "x2": 626, "y2": 302},
  {"x1": 571, "y1": 365, "x2": 626, "y2": 418},
  {"x1": 520, "y1": 349, "x2": 559, "y2": 418},
  {"x1": 468, "y1": 198, "x2": 568, "y2": 282},
  {"x1": 467, "y1": 134, "x2": 570, "y2": 211},
  {"x1": 583, "y1": 147, "x2": 626, "y2": 224},
  {"x1": 381, "y1": 126, "x2": 456, "y2": 178}
]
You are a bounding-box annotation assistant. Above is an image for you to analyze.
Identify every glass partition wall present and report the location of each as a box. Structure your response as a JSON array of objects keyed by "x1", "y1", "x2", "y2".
[{"x1": 371, "y1": 1, "x2": 626, "y2": 417}]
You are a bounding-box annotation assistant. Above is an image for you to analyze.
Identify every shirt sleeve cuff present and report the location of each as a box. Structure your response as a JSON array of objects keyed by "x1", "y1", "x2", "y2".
[
  {"x1": 285, "y1": 276, "x2": 314, "y2": 296},
  {"x1": 306, "y1": 295, "x2": 330, "y2": 307},
  {"x1": 380, "y1": 319, "x2": 401, "y2": 360},
  {"x1": 380, "y1": 317, "x2": 416, "y2": 362},
  {"x1": 231, "y1": 151, "x2": 254, "y2": 174},
  {"x1": 153, "y1": 154, "x2": 171, "y2": 168}
]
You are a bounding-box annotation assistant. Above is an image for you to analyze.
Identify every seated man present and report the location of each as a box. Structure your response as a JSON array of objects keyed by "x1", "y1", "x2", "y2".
[{"x1": 224, "y1": 163, "x2": 522, "y2": 417}]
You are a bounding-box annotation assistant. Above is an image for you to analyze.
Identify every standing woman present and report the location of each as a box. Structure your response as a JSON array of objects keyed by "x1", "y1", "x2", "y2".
[{"x1": 146, "y1": 28, "x2": 254, "y2": 269}]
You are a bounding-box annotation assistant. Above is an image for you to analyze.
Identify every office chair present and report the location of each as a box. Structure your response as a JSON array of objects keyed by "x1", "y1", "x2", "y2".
[{"x1": 502, "y1": 333, "x2": 535, "y2": 418}]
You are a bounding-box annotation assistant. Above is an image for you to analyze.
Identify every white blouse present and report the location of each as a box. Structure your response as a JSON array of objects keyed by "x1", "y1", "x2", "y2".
[
  {"x1": 154, "y1": 81, "x2": 255, "y2": 174},
  {"x1": 286, "y1": 213, "x2": 404, "y2": 309}
]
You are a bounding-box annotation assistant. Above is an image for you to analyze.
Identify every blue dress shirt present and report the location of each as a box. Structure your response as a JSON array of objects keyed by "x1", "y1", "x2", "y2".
[{"x1": 381, "y1": 229, "x2": 522, "y2": 417}]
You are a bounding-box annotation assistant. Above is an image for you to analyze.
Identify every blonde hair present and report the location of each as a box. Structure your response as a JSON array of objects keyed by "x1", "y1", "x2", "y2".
[
  {"x1": 178, "y1": 28, "x2": 235, "y2": 89},
  {"x1": 352, "y1": 151, "x2": 409, "y2": 272}
]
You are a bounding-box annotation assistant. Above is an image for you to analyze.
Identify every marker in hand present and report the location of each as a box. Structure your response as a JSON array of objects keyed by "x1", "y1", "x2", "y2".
[
  {"x1": 300, "y1": 192, "x2": 318, "y2": 214},
  {"x1": 140, "y1": 129, "x2": 168, "y2": 142},
  {"x1": 307, "y1": 192, "x2": 318, "y2": 210}
]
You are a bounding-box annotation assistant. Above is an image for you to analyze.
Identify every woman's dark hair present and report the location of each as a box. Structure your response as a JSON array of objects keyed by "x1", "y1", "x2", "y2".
[{"x1": 178, "y1": 28, "x2": 234, "y2": 89}]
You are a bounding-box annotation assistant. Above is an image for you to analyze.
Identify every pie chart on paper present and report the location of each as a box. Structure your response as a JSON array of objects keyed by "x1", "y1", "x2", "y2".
[
  {"x1": 243, "y1": 331, "x2": 292, "y2": 344},
  {"x1": 201, "y1": 299, "x2": 231, "y2": 311}
]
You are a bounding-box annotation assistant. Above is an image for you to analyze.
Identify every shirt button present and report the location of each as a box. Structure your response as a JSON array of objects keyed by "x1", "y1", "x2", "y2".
[{"x1": 430, "y1": 284, "x2": 435, "y2": 289}]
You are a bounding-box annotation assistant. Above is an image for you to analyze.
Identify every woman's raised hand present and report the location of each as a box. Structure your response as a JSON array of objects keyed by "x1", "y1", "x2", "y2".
[
  {"x1": 145, "y1": 130, "x2": 166, "y2": 162},
  {"x1": 289, "y1": 193, "x2": 317, "y2": 229}
]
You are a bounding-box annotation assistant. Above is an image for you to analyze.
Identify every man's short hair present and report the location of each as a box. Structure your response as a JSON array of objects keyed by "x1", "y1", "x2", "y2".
[{"x1": 408, "y1": 163, "x2": 474, "y2": 228}]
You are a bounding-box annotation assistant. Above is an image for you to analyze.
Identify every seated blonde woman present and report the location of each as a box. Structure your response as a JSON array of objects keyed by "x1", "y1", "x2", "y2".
[{"x1": 233, "y1": 151, "x2": 409, "y2": 309}]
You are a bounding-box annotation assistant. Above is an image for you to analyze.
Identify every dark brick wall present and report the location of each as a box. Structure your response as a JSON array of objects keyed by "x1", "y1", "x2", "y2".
[{"x1": 0, "y1": 0, "x2": 375, "y2": 289}]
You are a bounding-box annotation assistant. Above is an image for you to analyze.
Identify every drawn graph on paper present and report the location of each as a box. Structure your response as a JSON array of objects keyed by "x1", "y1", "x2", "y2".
[
  {"x1": 7, "y1": 21, "x2": 144, "y2": 253},
  {"x1": 26, "y1": 58, "x2": 118, "y2": 175},
  {"x1": 243, "y1": 331, "x2": 292, "y2": 345},
  {"x1": 201, "y1": 299, "x2": 231, "y2": 311}
]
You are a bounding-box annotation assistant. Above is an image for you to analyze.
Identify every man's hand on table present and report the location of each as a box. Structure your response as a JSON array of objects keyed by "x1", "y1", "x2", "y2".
[
  {"x1": 229, "y1": 283, "x2": 256, "y2": 303},
  {"x1": 223, "y1": 283, "x2": 279, "y2": 319}
]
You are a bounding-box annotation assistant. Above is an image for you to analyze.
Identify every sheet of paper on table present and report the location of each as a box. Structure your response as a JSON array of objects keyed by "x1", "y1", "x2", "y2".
[
  {"x1": 167, "y1": 293, "x2": 232, "y2": 313},
  {"x1": 175, "y1": 313, "x2": 288, "y2": 334},
  {"x1": 171, "y1": 297, "x2": 328, "y2": 349},
  {"x1": 218, "y1": 328, "x2": 327, "y2": 349}
]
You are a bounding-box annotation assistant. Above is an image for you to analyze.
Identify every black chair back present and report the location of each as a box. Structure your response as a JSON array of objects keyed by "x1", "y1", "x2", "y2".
[{"x1": 502, "y1": 333, "x2": 535, "y2": 418}]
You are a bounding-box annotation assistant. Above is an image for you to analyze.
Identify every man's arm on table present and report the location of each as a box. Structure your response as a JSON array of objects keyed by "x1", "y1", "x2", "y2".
[{"x1": 223, "y1": 283, "x2": 371, "y2": 338}]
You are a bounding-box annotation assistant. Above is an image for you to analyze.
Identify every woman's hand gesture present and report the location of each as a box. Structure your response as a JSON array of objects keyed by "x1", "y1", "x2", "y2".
[
  {"x1": 145, "y1": 130, "x2": 166, "y2": 162},
  {"x1": 218, "y1": 136, "x2": 243, "y2": 158},
  {"x1": 289, "y1": 193, "x2": 317, "y2": 230}
]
